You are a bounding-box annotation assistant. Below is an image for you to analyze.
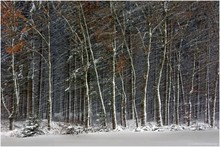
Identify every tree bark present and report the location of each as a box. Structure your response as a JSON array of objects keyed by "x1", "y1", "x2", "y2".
[
  {"x1": 205, "y1": 46, "x2": 210, "y2": 124},
  {"x1": 111, "y1": 2, "x2": 117, "y2": 130},
  {"x1": 188, "y1": 51, "x2": 196, "y2": 126},
  {"x1": 175, "y1": 52, "x2": 180, "y2": 125},
  {"x1": 47, "y1": 2, "x2": 52, "y2": 130},
  {"x1": 140, "y1": 26, "x2": 152, "y2": 127},
  {"x1": 210, "y1": 63, "x2": 219, "y2": 127},
  {"x1": 120, "y1": 73, "x2": 127, "y2": 127}
]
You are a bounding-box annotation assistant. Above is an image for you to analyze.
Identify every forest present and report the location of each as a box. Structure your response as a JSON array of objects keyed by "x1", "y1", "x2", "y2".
[{"x1": 1, "y1": 1, "x2": 219, "y2": 136}]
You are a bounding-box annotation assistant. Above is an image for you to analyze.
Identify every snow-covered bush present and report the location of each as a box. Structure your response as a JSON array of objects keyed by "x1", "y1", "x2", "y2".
[
  {"x1": 142, "y1": 126, "x2": 152, "y2": 131},
  {"x1": 170, "y1": 124, "x2": 184, "y2": 131},
  {"x1": 61, "y1": 125, "x2": 87, "y2": 135},
  {"x1": 21, "y1": 116, "x2": 44, "y2": 137},
  {"x1": 189, "y1": 122, "x2": 211, "y2": 131},
  {"x1": 60, "y1": 124, "x2": 111, "y2": 135}
]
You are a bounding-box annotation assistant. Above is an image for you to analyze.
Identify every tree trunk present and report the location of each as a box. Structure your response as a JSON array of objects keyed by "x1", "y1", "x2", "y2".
[
  {"x1": 37, "y1": 47, "x2": 42, "y2": 118},
  {"x1": 166, "y1": 45, "x2": 172, "y2": 125},
  {"x1": 155, "y1": 2, "x2": 168, "y2": 127},
  {"x1": 163, "y1": 56, "x2": 168, "y2": 125},
  {"x1": 120, "y1": 73, "x2": 127, "y2": 127},
  {"x1": 111, "y1": 46, "x2": 117, "y2": 129},
  {"x1": 81, "y1": 87, "x2": 85, "y2": 124},
  {"x1": 80, "y1": 3, "x2": 107, "y2": 126},
  {"x1": 172, "y1": 70, "x2": 176, "y2": 125},
  {"x1": 28, "y1": 79, "x2": 33, "y2": 116},
  {"x1": 111, "y1": 2, "x2": 117, "y2": 129},
  {"x1": 195, "y1": 60, "x2": 200, "y2": 120},
  {"x1": 188, "y1": 51, "x2": 196, "y2": 126},
  {"x1": 175, "y1": 52, "x2": 180, "y2": 125},
  {"x1": 9, "y1": 117, "x2": 14, "y2": 131},
  {"x1": 47, "y1": 2, "x2": 52, "y2": 130},
  {"x1": 83, "y1": 39, "x2": 90, "y2": 128},
  {"x1": 210, "y1": 63, "x2": 219, "y2": 127},
  {"x1": 11, "y1": 44, "x2": 20, "y2": 129},
  {"x1": 205, "y1": 46, "x2": 210, "y2": 124},
  {"x1": 140, "y1": 26, "x2": 152, "y2": 127},
  {"x1": 85, "y1": 68, "x2": 90, "y2": 127},
  {"x1": 179, "y1": 64, "x2": 185, "y2": 124}
]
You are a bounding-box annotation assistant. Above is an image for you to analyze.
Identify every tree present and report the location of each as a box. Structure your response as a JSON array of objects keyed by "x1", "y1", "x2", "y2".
[
  {"x1": 1, "y1": 1, "x2": 28, "y2": 130},
  {"x1": 154, "y1": 2, "x2": 169, "y2": 127},
  {"x1": 79, "y1": 2, "x2": 107, "y2": 127},
  {"x1": 210, "y1": 63, "x2": 219, "y2": 128},
  {"x1": 110, "y1": 1, "x2": 117, "y2": 130}
]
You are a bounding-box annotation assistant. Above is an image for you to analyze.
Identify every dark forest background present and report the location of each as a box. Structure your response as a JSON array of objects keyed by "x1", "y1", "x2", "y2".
[{"x1": 1, "y1": 1, "x2": 219, "y2": 131}]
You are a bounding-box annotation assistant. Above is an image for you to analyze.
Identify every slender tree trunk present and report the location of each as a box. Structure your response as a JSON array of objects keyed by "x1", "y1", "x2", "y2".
[
  {"x1": 210, "y1": 63, "x2": 219, "y2": 128},
  {"x1": 28, "y1": 79, "x2": 33, "y2": 116},
  {"x1": 111, "y1": 46, "x2": 117, "y2": 129},
  {"x1": 66, "y1": 62, "x2": 70, "y2": 123},
  {"x1": 77, "y1": 88, "x2": 81, "y2": 123},
  {"x1": 188, "y1": 51, "x2": 196, "y2": 126},
  {"x1": 140, "y1": 26, "x2": 152, "y2": 126},
  {"x1": 111, "y1": 2, "x2": 117, "y2": 129},
  {"x1": 85, "y1": 68, "x2": 90, "y2": 127},
  {"x1": 72, "y1": 54, "x2": 77, "y2": 122},
  {"x1": 172, "y1": 69, "x2": 176, "y2": 124},
  {"x1": 205, "y1": 46, "x2": 210, "y2": 124},
  {"x1": 155, "y1": 3, "x2": 168, "y2": 127},
  {"x1": 47, "y1": 2, "x2": 52, "y2": 130},
  {"x1": 9, "y1": 52, "x2": 19, "y2": 130},
  {"x1": 155, "y1": 50, "x2": 165, "y2": 127},
  {"x1": 120, "y1": 73, "x2": 127, "y2": 127},
  {"x1": 175, "y1": 52, "x2": 180, "y2": 125},
  {"x1": 163, "y1": 56, "x2": 168, "y2": 125},
  {"x1": 80, "y1": 3, "x2": 107, "y2": 126},
  {"x1": 179, "y1": 64, "x2": 185, "y2": 124},
  {"x1": 166, "y1": 45, "x2": 172, "y2": 125},
  {"x1": 195, "y1": 59, "x2": 200, "y2": 120},
  {"x1": 82, "y1": 35, "x2": 91, "y2": 128},
  {"x1": 37, "y1": 46, "x2": 42, "y2": 118},
  {"x1": 128, "y1": 67, "x2": 133, "y2": 119},
  {"x1": 81, "y1": 87, "x2": 85, "y2": 124}
]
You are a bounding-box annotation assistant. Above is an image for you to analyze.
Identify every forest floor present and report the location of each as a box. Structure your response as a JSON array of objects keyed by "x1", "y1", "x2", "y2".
[{"x1": 1, "y1": 119, "x2": 219, "y2": 146}]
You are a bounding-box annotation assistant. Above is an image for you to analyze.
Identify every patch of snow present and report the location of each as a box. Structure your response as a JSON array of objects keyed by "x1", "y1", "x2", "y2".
[{"x1": 1, "y1": 130, "x2": 219, "y2": 146}]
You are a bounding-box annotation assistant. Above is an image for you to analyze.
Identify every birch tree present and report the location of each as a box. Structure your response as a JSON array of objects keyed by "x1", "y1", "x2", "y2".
[
  {"x1": 1, "y1": 1, "x2": 27, "y2": 130},
  {"x1": 154, "y1": 2, "x2": 169, "y2": 127},
  {"x1": 210, "y1": 63, "x2": 219, "y2": 128},
  {"x1": 79, "y1": 2, "x2": 107, "y2": 127}
]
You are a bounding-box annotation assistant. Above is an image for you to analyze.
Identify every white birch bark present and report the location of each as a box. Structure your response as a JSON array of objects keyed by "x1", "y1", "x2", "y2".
[{"x1": 211, "y1": 63, "x2": 219, "y2": 127}]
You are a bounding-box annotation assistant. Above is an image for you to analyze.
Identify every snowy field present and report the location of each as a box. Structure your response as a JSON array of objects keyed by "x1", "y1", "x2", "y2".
[
  {"x1": 1, "y1": 119, "x2": 219, "y2": 146},
  {"x1": 1, "y1": 130, "x2": 219, "y2": 146}
]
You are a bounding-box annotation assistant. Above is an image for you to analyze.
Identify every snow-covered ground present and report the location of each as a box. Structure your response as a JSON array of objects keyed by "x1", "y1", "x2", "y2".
[
  {"x1": 1, "y1": 119, "x2": 219, "y2": 146},
  {"x1": 1, "y1": 130, "x2": 219, "y2": 146}
]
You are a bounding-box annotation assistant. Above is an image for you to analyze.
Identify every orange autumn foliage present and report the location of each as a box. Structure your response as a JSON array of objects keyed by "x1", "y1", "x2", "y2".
[
  {"x1": 116, "y1": 54, "x2": 128, "y2": 73},
  {"x1": 1, "y1": 1, "x2": 28, "y2": 54},
  {"x1": 6, "y1": 40, "x2": 26, "y2": 54}
]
